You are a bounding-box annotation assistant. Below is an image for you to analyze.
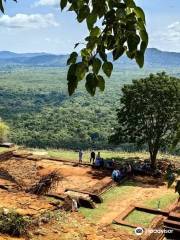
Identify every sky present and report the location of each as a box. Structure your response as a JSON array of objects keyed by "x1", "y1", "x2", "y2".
[{"x1": 0, "y1": 0, "x2": 180, "y2": 54}]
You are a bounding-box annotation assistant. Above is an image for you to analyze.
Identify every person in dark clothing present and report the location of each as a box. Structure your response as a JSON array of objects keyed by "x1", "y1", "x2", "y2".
[
  {"x1": 90, "y1": 151, "x2": 96, "y2": 164},
  {"x1": 99, "y1": 158, "x2": 104, "y2": 168}
]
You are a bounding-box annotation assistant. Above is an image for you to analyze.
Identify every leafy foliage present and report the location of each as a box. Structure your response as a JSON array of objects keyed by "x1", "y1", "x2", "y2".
[
  {"x1": 0, "y1": 208, "x2": 29, "y2": 237},
  {"x1": 63, "y1": 0, "x2": 148, "y2": 95},
  {"x1": 166, "y1": 167, "x2": 180, "y2": 196},
  {"x1": 110, "y1": 72, "x2": 180, "y2": 168},
  {"x1": 171, "y1": 124, "x2": 180, "y2": 149},
  {"x1": 0, "y1": 0, "x2": 148, "y2": 95},
  {"x1": 0, "y1": 120, "x2": 9, "y2": 143},
  {"x1": 0, "y1": 67, "x2": 121, "y2": 149},
  {"x1": 0, "y1": 68, "x2": 180, "y2": 151}
]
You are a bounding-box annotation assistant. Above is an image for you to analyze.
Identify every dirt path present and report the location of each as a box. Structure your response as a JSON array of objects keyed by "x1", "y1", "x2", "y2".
[{"x1": 0, "y1": 189, "x2": 53, "y2": 216}]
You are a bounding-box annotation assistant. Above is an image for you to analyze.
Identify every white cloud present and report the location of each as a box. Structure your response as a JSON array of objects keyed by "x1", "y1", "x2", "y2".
[
  {"x1": 149, "y1": 21, "x2": 180, "y2": 52},
  {"x1": 167, "y1": 21, "x2": 180, "y2": 38},
  {"x1": 168, "y1": 21, "x2": 180, "y2": 30},
  {"x1": 0, "y1": 13, "x2": 59, "y2": 29},
  {"x1": 35, "y1": 0, "x2": 59, "y2": 7}
]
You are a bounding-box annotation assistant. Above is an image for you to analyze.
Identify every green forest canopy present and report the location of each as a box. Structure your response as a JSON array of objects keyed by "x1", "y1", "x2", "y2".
[{"x1": 0, "y1": 67, "x2": 180, "y2": 154}]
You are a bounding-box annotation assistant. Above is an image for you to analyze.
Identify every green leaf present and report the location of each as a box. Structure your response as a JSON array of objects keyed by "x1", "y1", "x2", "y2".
[
  {"x1": 85, "y1": 73, "x2": 97, "y2": 96},
  {"x1": 99, "y1": 47, "x2": 107, "y2": 62},
  {"x1": 75, "y1": 62, "x2": 87, "y2": 80},
  {"x1": 125, "y1": 0, "x2": 136, "y2": 8},
  {"x1": 60, "y1": 0, "x2": 68, "y2": 10},
  {"x1": 134, "y1": 6, "x2": 146, "y2": 23},
  {"x1": 76, "y1": 0, "x2": 84, "y2": 9},
  {"x1": 106, "y1": 35, "x2": 115, "y2": 50},
  {"x1": 0, "y1": 0, "x2": 4, "y2": 13},
  {"x1": 67, "y1": 64, "x2": 76, "y2": 81},
  {"x1": 137, "y1": 18, "x2": 146, "y2": 30},
  {"x1": 140, "y1": 30, "x2": 149, "y2": 46},
  {"x1": 86, "y1": 36, "x2": 98, "y2": 50},
  {"x1": 140, "y1": 41, "x2": 148, "y2": 54},
  {"x1": 97, "y1": 75, "x2": 105, "y2": 91},
  {"x1": 126, "y1": 51, "x2": 135, "y2": 59},
  {"x1": 113, "y1": 47, "x2": 125, "y2": 61},
  {"x1": 90, "y1": 26, "x2": 101, "y2": 37},
  {"x1": 135, "y1": 51, "x2": 144, "y2": 68},
  {"x1": 81, "y1": 48, "x2": 91, "y2": 58},
  {"x1": 67, "y1": 52, "x2": 78, "y2": 65},
  {"x1": 92, "y1": 58, "x2": 102, "y2": 74},
  {"x1": 86, "y1": 12, "x2": 97, "y2": 30},
  {"x1": 67, "y1": 64, "x2": 78, "y2": 96},
  {"x1": 77, "y1": 5, "x2": 90, "y2": 23},
  {"x1": 102, "y1": 62, "x2": 113, "y2": 77},
  {"x1": 68, "y1": 77, "x2": 78, "y2": 96},
  {"x1": 74, "y1": 43, "x2": 80, "y2": 49},
  {"x1": 127, "y1": 34, "x2": 140, "y2": 52}
]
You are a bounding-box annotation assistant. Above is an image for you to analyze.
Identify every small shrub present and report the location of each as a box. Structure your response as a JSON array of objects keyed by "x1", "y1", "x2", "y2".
[{"x1": 0, "y1": 208, "x2": 29, "y2": 237}]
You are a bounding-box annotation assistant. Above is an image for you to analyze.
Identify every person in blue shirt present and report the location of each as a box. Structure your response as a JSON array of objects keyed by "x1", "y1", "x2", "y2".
[
  {"x1": 95, "y1": 152, "x2": 104, "y2": 167},
  {"x1": 112, "y1": 169, "x2": 123, "y2": 182}
]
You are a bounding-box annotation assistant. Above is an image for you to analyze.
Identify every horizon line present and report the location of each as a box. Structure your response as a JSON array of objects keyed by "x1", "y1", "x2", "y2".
[{"x1": 0, "y1": 47, "x2": 180, "y2": 55}]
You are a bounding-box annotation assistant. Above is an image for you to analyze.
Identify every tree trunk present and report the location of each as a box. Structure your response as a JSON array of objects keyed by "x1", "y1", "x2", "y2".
[{"x1": 150, "y1": 149, "x2": 158, "y2": 170}]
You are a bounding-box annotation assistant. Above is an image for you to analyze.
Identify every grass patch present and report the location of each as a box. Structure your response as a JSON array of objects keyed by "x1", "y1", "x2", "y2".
[
  {"x1": 47, "y1": 149, "x2": 149, "y2": 163},
  {"x1": 79, "y1": 181, "x2": 136, "y2": 222},
  {"x1": 47, "y1": 149, "x2": 179, "y2": 163},
  {"x1": 144, "y1": 192, "x2": 178, "y2": 210},
  {"x1": 0, "y1": 147, "x2": 8, "y2": 153},
  {"x1": 125, "y1": 210, "x2": 156, "y2": 227},
  {"x1": 48, "y1": 149, "x2": 87, "y2": 162}
]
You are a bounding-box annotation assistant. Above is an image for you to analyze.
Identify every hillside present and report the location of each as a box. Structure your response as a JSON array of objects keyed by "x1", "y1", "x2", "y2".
[
  {"x1": 0, "y1": 48, "x2": 180, "y2": 68},
  {"x1": 0, "y1": 47, "x2": 179, "y2": 151},
  {"x1": 0, "y1": 64, "x2": 179, "y2": 152}
]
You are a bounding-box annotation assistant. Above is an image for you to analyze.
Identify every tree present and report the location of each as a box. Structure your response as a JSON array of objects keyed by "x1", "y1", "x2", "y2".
[
  {"x1": 0, "y1": 120, "x2": 9, "y2": 143},
  {"x1": 171, "y1": 124, "x2": 180, "y2": 149},
  {"x1": 110, "y1": 73, "x2": 180, "y2": 169},
  {"x1": 0, "y1": 0, "x2": 148, "y2": 95}
]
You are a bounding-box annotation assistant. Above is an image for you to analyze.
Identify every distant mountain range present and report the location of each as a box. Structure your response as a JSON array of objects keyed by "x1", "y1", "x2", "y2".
[{"x1": 0, "y1": 48, "x2": 179, "y2": 68}]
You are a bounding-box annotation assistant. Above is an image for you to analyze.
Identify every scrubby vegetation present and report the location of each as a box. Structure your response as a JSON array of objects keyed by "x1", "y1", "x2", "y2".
[
  {"x1": 0, "y1": 67, "x2": 180, "y2": 154},
  {"x1": 0, "y1": 208, "x2": 29, "y2": 237},
  {"x1": 0, "y1": 120, "x2": 9, "y2": 143}
]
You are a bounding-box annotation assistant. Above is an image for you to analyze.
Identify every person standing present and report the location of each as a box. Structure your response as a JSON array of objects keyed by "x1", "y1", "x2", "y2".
[
  {"x1": 90, "y1": 150, "x2": 96, "y2": 164},
  {"x1": 72, "y1": 199, "x2": 78, "y2": 212},
  {"x1": 95, "y1": 152, "x2": 101, "y2": 167},
  {"x1": 79, "y1": 150, "x2": 83, "y2": 163}
]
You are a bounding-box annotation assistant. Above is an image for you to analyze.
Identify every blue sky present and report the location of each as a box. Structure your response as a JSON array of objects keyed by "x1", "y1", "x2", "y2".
[{"x1": 0, "y1": 0, "x2": 180, "y2": 53}]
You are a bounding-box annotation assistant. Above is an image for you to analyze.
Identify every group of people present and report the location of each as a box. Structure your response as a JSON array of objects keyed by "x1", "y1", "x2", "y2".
[
  {"x1": 78, "y1": 150, "x2": 104, "y2": 167},
  {"x1": 112, "y1": 163, "x2": 132, "y2": 182},
  {"x1": 78, "y1": 150, "x2": 132, "y2": 182}
]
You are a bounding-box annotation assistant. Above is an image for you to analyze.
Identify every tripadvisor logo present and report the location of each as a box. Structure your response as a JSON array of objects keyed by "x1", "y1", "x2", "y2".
[
  {"x1": 135, "y1": 227, "x2": 174, "y2": 236},
  {"x1": 135, "y1": 227, "x2": 144, "y2": 236}
]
